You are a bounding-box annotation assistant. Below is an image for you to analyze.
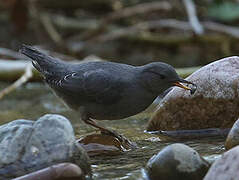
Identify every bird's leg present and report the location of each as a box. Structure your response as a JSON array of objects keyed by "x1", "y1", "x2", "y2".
[
  {"x1": 85, "y1": 118, "x2": 119, "y2": 137},
  {"x1": 80, "y1": 109, "x2": 131, "y2": 144},
  {"x1": 84, "y1": 118, "x2": 130, "y2": 144}
]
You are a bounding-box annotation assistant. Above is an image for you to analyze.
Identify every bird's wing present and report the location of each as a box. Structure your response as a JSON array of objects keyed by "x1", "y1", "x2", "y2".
[{"x1": 54, "y1": 69, "x2": 124, "y2": 104}]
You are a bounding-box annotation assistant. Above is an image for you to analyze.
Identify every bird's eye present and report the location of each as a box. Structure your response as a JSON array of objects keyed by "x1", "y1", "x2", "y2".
[{"x1": 159, "y1": 74, "x2": 166, "y2": 79}]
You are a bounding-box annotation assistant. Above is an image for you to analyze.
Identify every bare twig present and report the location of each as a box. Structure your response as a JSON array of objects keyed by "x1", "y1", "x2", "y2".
[
  {"x1": 0, "y1": 64, "x2": 33, "y2": 100},
  {"x1": 182, "y1": 0, "x2": 204, "y2": 35}
]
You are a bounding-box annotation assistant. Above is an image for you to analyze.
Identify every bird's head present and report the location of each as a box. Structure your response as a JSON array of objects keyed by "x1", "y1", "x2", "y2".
[{"x1": 140, "y1": 62, "x2": 196, "y2": 95}]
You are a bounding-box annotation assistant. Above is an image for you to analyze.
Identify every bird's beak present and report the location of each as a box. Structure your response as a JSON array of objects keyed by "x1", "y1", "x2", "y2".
[
  {"x1": 173, "y1": 81, "x2": 190, "y2": 90},
  {"x1": 173, "y1": 78, "x2": 197, "y2": 94}
]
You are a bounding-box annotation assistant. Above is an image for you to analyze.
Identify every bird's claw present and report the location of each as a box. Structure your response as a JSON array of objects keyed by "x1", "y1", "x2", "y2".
[{"x1": 100, "y1": 129, "x2": 130, "y2": 144}]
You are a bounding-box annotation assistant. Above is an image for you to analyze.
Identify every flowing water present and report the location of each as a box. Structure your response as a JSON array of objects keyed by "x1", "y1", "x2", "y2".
[{"x1": 0, "y1": 82, "x2": 225, "y2": 179}]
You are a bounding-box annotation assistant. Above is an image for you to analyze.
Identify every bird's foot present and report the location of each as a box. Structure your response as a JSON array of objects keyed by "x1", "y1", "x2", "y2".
[
  {"x1": 100, "y1": 129, "x2": 135, "y2": 147},
  {"x1": 84, "y1": 118, "x2": 137, "y2": 148}
]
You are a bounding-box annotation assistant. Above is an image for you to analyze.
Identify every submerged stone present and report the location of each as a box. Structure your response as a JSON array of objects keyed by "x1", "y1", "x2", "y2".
[
  {"x1": 148, "y1": 56, "x2": 239, "y2": 131},
  {"x1": 146, "y1": 143, "x2": 209, "y2": 180},
  {"x1": 225, "y1": 118, "x2": 239, "y2": 150},
  {"x1": 204, "y1": 145, "x2": 239, "y2": 180},
  {"x1": 0, "y1": 114, "x2": 91, "y2": 179},
  {"x1": 78, "y1": 133, "x2": 137, "y2": 156}
]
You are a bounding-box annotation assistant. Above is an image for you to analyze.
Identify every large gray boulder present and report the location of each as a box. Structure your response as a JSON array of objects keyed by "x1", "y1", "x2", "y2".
[
  {"x1": 148, "y1": 56, "x2": 239, "y2": 131},
  {"x1": 146, "y1": 143, "x2": 209, "y2": 180},
  {"x1": 0, "y1": 114, "x2": 91, "y2": 179},
  {"x1": 204, "y1": 145, "x2": 239, "y2": 180}
]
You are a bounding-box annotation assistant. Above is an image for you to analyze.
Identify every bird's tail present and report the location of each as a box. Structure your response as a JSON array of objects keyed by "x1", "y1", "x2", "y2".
[{"x1": 19, "y1": 44, "x2": 64, "y2": 77}]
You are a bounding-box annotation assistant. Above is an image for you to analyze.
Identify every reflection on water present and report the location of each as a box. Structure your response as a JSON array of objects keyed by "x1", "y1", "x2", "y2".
[{"x1": 0, "y1": 82, "x2": 225, "y2": 179}]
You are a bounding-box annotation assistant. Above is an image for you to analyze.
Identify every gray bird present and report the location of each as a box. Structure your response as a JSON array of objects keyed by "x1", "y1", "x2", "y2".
[{"x1": 20, "y1": 45, "x2": 196, "y2": 138}]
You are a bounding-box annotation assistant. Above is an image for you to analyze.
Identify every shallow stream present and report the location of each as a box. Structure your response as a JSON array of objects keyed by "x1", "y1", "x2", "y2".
[{"x1": 0, "y1": 82, "x2": 225, "y2": 179}]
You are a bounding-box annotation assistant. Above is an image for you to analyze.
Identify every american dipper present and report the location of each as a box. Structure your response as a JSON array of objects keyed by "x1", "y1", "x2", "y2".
[{"x1": 20, "y1": 45, "x2": 196, "y2": 138}]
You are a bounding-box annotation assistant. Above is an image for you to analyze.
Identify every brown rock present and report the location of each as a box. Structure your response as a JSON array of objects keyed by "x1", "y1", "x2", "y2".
[
  {"x1": 13, "y1": 163, "x2": 85, "y2": 180},
  {"x1": 147, "y1": 56, "x2": 239, "y2": 131},
  {"x1": 204, "y1": 145, "x2": 239, "y2": 180},
  {"x1": 225, "y1": 118, "x2": 239, "y2": 150}
]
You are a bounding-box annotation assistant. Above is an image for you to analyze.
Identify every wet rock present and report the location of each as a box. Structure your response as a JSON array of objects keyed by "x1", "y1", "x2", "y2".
[
  {"x1": 225, "y1": 118, "x2": 239, "y2": 150},
  {"x1": 204, "y1": 145, "x2": 239, "y2": 180},
  {"x1": 13, "y1": 163, "x2": 84, "y2": 180},
  {"x1": 148, "y1": 56, "x2": 239, "y2": 131},
  {"x1": 0, "y1": 114, "x2": 91, "y2": 179},
  {"x1": 146, "y1": 143, "x2": 209, "y2": 180},
  {"x1": 78, "y1": 133, "x2": 137, "y2": 156}
]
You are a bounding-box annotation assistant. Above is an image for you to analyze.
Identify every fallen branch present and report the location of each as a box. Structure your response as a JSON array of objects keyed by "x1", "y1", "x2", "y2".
[{"x1": 0, "y1": 64, "x2": 33, "y2": 100}]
